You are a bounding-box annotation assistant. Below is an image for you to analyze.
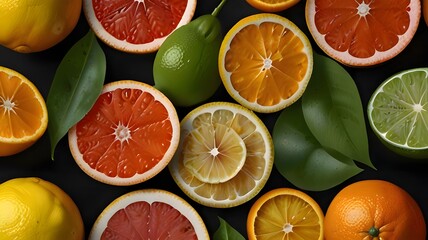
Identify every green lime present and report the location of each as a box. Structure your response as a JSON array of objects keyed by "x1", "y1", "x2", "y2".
[
  {"x1": 367, "y1": 68, "x2": 428, "y2": 159},
  {"x1": 153, "y1": 0, "x2": 227, "y2": 107}
]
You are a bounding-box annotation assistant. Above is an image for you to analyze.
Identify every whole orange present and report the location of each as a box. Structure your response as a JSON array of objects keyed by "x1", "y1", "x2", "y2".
[{"x1": 324, "y1": 180, "x2": 426, "y2": 240}]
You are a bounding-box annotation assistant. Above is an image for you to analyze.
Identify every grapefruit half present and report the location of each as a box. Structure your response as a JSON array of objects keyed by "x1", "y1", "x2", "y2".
[
  {"x1": 305, "y1": 0, "x2": 420, "y2": 67},
  {"x1": 89, "y1": 189, "x2": 209, "y2": 239},
  {"x1": 68, "y1": 80, "x2": 180, "y2": 186},
  {"x1": 83, "y1": 0, "x2": 197, "y2": 53}
]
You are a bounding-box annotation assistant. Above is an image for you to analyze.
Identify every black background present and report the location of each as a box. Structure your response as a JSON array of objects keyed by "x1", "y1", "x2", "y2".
[{"x1": 1, "y1": 0, "x2": 428, "y2": 238}]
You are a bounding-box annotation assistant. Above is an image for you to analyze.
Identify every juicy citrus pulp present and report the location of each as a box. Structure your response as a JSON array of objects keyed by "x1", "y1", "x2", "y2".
[
  {"x1": 169, "y1": 102, "x2": 274, "y2": 208},
  {"x1": 218, "y1": 13, "x2": 313, "y2": 113},
  {"x1": 247, "y1": 188, "x2": 324, "y2": 240},
  {"x1": 368, "y1": 68, "x2": 428, "y2": 158},
  {"x1": 89, "y1": 189, "x2": 209, "y2": 239},
  {"x1": 324, "y1": 180, "x2": 426, "y2": 240},
  {"x1": 0, "y1": 177, "x2": 84, "y2": 240},
  {"x1": 68, "y1": 80, "x2": 180, "y2": 186},
  {"x1": 245, "y1": 0, "x2": 301, "y2": 12},
  {"x1": 305, "y1": 0, "x2": 420, "y2": 66},
  {"x1": 0, "y1": 0, "x2": 81, "y2": 53},
  {"x1": 0, "y1": 66, "x2": 48, "y2": 156},
  {"x1": 83, "y1": 0, "x2": 197, "y2": 53}
]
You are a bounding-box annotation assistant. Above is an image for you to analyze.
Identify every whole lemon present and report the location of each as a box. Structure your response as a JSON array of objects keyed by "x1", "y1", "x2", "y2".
[
  {"x1": 0, "y1": 177, "x2": 84, "y2": 239},
  {"x1": 0, "y1": 0, "x2": 82, "y2": 53}
]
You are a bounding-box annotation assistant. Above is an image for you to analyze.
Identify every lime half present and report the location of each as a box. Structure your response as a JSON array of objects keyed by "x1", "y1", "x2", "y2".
[{"x1": 368, "y1": 68, "x2": 428, "y2": 159}]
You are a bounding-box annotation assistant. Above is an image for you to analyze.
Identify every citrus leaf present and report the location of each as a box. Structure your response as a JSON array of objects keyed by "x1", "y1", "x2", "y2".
[
  {"x1": 273, "y1": 101, "x2": 363, "y2": 191},
  {"x1": 213, "y1": 217, "x2": 245, "y2": 240},
  {"x1": 47, "y1": 30, "x2": 106, "y2": 160},
  {"x1": 302, "y1": 53, "x2": 375, "y2": 169}
]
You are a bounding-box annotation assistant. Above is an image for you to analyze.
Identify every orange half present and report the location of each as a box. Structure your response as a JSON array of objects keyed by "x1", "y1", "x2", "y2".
[
  {"x1": 247, "y1": 188, "x2": 324, "y2": 240},
  {"x1": 219, "y1": 13, "x2": 313, "y2": 113},
  {"x1": 245, "y1": 0, "x2": 301, "y2": 12},
  {"x1": 306, "y1": 0, "x2": 421, "y2": 67},
  {"x1": 0, "y1": 66, "x2": 48, "y2": 156},
  {"x1": 68, "y1": 80, "x2": 180, "y2": 186}
]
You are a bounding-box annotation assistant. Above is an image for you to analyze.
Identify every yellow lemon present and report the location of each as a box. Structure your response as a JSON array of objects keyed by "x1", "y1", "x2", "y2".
[
  {"x1": 0, "y1": 0, "x2": 82, "y2": 53},
  {"x1": 0, "y1": 177, "x2": 84, "y2": 239}
]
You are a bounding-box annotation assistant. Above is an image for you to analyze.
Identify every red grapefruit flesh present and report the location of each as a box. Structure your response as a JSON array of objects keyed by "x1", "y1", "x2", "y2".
[
  {"x1": 84, "y1": 0, "x2": 197, "y2": 53},
  {"x1": 68, "y1": 80, "x2": 180, "y2": 186},
  {"x1": 305, "y1": 0, "x2": 420, "y2": 67},
  {"x1": 89, "y1": 189, "x2": 209, "y2": 239}
]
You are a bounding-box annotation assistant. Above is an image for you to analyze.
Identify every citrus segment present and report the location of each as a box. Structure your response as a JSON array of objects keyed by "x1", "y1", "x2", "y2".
[
  {"x1": 306, "y1": 0, "x2": 420, "y2": 66},
  {"x1": 246, "y1": 0, "x2": 301, "y2": 12},
  {"x1": 89, "y1": 189, "x2": 209, "y2": 239},
  {"x1": 219, "y1": 13, "x2": 313, "y2": 113},
  {"x1": 68, "y1": 80, "x2": 180, "y2": 186},
  {"x1": 0, "y1": 177, "x2": 84, "y2": 240},
  {"x1": 183, "y1": 123, "x2": 247, "y2": 184},
  {"x1": 368, "y1": 68, "x2": 428, "y2": 158},
  {"x1": 324, "y1": 180, "x2": 426, "y2": 240},
  {"x1": 247, "y1": 188, "x2": 324, "y2": 240},
  {"x1": 84, "y1": 0, "x2": 197, "y2": 53},
  {"x1": 169, "y1": 102, "x2": 274, "y2": 208},
  {"x1": 0, "y1": 66, "x2": 48, "y2": 156}
]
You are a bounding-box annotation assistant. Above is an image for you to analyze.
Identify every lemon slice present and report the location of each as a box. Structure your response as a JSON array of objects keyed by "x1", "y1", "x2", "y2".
[
  {"x1": 183, "y1": 123, "x2": 247, "y2": 184},
  {"x1": 169, "y1": 102, "x2": 274, "y2": 208},
  {"x1": 368, "y1": 68, "x2": 428, "y2": 159}
]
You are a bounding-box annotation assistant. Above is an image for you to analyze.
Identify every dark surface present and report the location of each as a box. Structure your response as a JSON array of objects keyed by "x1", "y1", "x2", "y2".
[{"x1": 1, "y1": 0, "x2": 428, "y2": 238}]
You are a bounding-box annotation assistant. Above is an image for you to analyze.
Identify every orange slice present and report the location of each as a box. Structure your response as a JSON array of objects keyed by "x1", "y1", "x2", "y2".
[
  {"x1": 305, "y1": 0, "x2": 421, "y2": 67},
  {"x1": 218, "y1": 13, "x2": 313, "y2": 113},
  {"x1": 246, "y1": 0, "x2": 301, "y2": 12},
  {"x1": 90, "y1": 189, "x2": 209, "y2": 239},
  {"x1": 68, "y1": 80, "x2": 180, "y2": 186},
  {"x1": 247, "y1": 188, "x2": 324, "y2": 240},
  {"x1": 0, "y1": 66, "x2": 48, "y2": 156},
  {"x1": 169, "y1": 102, "x2": 274, "y2": 208},
  {"x1": 83, "y1": 0, "x2": 197, "y2": 53}
]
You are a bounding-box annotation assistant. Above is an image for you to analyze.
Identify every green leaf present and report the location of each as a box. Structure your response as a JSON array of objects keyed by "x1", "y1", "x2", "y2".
[
  {"x1": 302, "y1": 53, "x2": 375, "y2": 169},
  {"x1": 273, "y1": 101, "x2": 363, "y2": 191},
  {"x1": 47, "y1": 30, "x2": 106, "y2": 160},
  {"x1": 213, "y1": 217, "x2": 246, "y2": 240}
]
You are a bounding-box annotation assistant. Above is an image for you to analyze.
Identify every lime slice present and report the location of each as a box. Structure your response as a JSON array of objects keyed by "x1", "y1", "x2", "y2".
[{"x1": 367, "y1": 68, "x2": 428, "y2": 158}]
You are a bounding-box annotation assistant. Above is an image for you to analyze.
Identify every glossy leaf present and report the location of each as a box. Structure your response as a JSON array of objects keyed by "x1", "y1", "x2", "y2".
[
  {"x1": 213, "y1": 217, "x2": 245, "y2": 240},
  {"x1": 302, "y1": 53, "x2": 375, "y2": 169},
  {"x1": 47, "y1": 30, "x2": 106, "y2": 159},
  {"x1": 273, "y1": 101, "x2": 363, "y2": 191}
]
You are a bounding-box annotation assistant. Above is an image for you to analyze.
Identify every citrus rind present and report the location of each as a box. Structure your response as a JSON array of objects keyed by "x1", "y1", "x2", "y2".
[
  {"x1": 89, "y1": 189, "x2": 209, "y2": 239},
  {"x1": 68, "y1": 80, "x2": 180, "y2": 186},
  {"x1": 169, "y1": 102, "x2": 274, "y2": 208},
  {"x1": 219, "y1": 13, "x2": 313, "y2": 114},
  {"x1": 368, "y1": 68, "x2": 428, "y2": 159}
]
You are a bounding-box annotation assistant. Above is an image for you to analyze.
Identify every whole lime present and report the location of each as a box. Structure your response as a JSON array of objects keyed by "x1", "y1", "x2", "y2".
[
  {"x1": 0, "y1": 177, "x2": 84, "y2": 239},
  {"x1": 153, "y1": 14, "x2": 223, "y2": 107}
]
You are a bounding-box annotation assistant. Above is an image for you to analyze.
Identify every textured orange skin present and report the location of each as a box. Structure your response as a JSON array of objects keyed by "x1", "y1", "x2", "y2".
[
  {"x1": 424, "y1": 0, "x2": 428, "y2": 26},
  {"x1": 324, "y1": 180, "x2": 426, "y2": 240}
]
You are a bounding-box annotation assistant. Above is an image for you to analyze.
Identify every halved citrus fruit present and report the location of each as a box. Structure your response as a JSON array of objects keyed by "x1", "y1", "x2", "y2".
[
  {"x1": 0, "y1": 66, "x2": 48, "y2": 156},
  {"x1": 246, "y1": 0, "x2": 301, "y2": 12},
  {"x1": 169, "y1": 102, "x2": 274, "y2": 208},
  {"x1": 247, "y1": 188, "x2": 324, "y2": 240},
  {"x1": 368, "y1": 68, "x2": 428, "y2": 159},
  {"x1": 68, "y1": 80, "x2": 180, "y2": 186},
  {"x1": 218, "y1": 13, "x2": 313, "y2": 113},
  {"x1": 89, "y1": 189, "x2": 209, "y2": 239},
  {"x1": 305, "y1": 0, "x2": 420, "y2": 67},
  {"x1": 83, "y1": 0, "x2": 197, "y2": 53}
]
